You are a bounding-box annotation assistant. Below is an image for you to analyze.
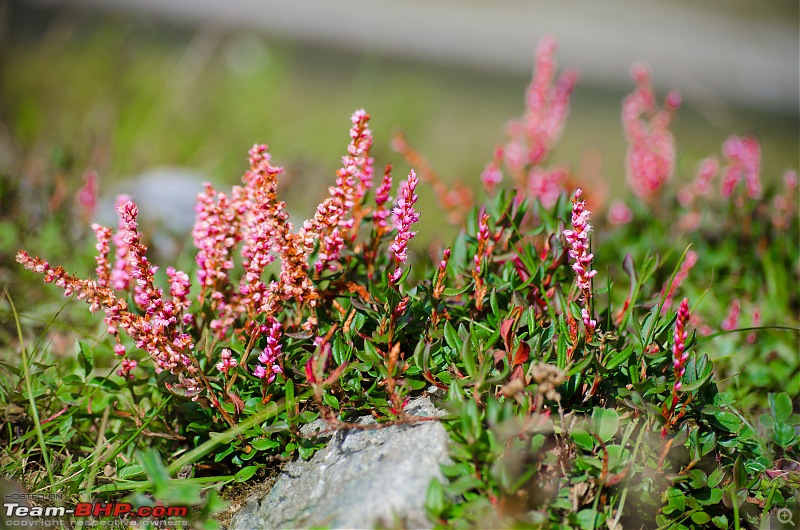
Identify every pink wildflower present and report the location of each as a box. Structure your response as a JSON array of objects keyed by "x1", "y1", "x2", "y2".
[
  {"x1": 747, "y1": 309, "x2": 761, "y2": 344},
  {"x1": 528, "y1": 167, "x2": 567, "y2": 208},
  {"x1": 622, "y1": 65, "x2": 680, "y2": 200},
  {"x1": 772, "y1": 170, "x2": 798, "y2": 229},
  {"x1": 78, "y1": 171, "x2": 98, "y2": 219},
  {"x1": 670, "y1": 298, "x2": 691, "y2": 401},
  {"x1": 215, "y1": 348, "x2": 238, "y2": 375},
  {"x1": 373, "y1": 164, "x2": 393, "y2": 236},
  {"x1": 390, "y1": 170, "x2": 420, "y2": 282},
  {"x1": 111, "y1": 195, "x2": 133, "y2": 291},
  {"x1": 117, "y1": 200, "x2": 163, "y2": 314},
  {"x1": 480, "y1": 146, "x2": 504, "y2": 193},
  {"x1": 474, "y1": 210, "x2": 491, "y2": 275},
  {"x1": 721, "y1": 136, "x2": 761, "y2": 198},
  {"x1": 92, "y1": 224, "x2": 112, "y2": 288},
  {"x1": 563, "y1": 189, "x2": 598, "y2": 337},
  {"x1": 117, "y1": 358, "x2": 137, "y2": 380},
  {"x1": 721, "y1": 299, "x2": 741, "y2": 331},
  {"x1": 347, "y1": 109, "x2": 375, "y2": 202},
  {"x1": 518, "y1": 35, "x2": 578, "y2": 166},
  {"x1": 315, "y1": 110, "x2": 374, "y2": 272},
  {"x1": 693, "y1": 157, "x2": 719, "y2": 195},
  {"x1": 607, "y1": 201, "x2": 633, "y2": 225},
  {"x1": 254, "y1": 319, "x2": 283, "y2": 383},
  {"x1": 193, "y1": 182, "x2": 243, "y2": 301}
]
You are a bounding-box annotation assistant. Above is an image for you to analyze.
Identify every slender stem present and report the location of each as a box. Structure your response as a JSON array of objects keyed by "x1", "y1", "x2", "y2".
[{"x1": 5, "y1": 290, "x2": 55, "y2": 493}]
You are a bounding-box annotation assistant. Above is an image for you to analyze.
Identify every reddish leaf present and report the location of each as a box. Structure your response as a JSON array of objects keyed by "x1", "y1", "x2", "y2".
[{"x1": 511, "y1": 342, "x2": 530, "y2": 368}]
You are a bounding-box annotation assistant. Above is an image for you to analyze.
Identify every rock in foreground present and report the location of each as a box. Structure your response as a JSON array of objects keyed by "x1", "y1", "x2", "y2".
[{"x1": 230, "y1": 396, "x2": 448, "y2": 529}]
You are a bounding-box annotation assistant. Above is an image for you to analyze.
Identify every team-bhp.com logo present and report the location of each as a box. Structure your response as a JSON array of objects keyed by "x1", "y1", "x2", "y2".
[{"x1": 3, "y1": 495, "x2": 188, "y2": 527}]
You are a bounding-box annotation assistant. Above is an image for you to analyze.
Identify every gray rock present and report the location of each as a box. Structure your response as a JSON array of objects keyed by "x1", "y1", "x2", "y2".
[{"x1": 230, "y1": 396, "x2": 449, "y2": 530}]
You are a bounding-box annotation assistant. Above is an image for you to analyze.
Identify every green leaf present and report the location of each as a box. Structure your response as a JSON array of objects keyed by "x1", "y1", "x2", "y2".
[
  {"x1": 250, "y1": 438, "x2": 279, "y2": 451},
  {"x1": 711, "y1": 514, "x2": 728, "y2": 529},
  {"x1": 691, "y1": 512, "x2": 711, "y2": 524},
  {"x1": 444, "y1": 321, "x2": 462, "y2": 352},
  {"x1": 680, "y1": 354, "x2": 713, "y2": 392},
  {"x1": 78, "y1": 341, "x2": 93, "y2": 377},
  {"x1": 604, "y1": 345, "x2": 634, "y2": 371},
  {"x1": 425, "y1": 478, "x2": 446, "y2": 517},
  {"x1": 234, "y1": 466, "x2": 258, "y2": 482},
  {"x1": 772, "y1": 392, "x2": 793, "y2": 422},
  {"x1": 773, "y1": 422, "x2": 795, "y2": 447},
  {"x1": 137, "y1": 449, "x2": 170, "y2": 493},
  {"x1": 570, "y1": 428, "x2": 594, "y2": 451},
  {"x1": 708, "y1": 467, "x2": 723, "y2": 488},
  {"x1": 687, "y1": 469, "x2": 707, "y2": 489},
  {"x1": 459, "y1": 333, "x2": 476, "y2": 379},
  {"x1": 667, "y1": 487, "x2": 686, "y2": 512},
  {"x1": 591, "y1": 408, "x2": 619, "y2": 443},
  {"x1": 323, "y1": 394, "x2": 340, "y2": 410},
  {"x1": 566, "y1": 351, "x2": 593, "y2": 377},
  {"x1": 442, "y1": 284, "x2": 473, "y2": 297},
  {"x1": 575, "y1": 508, "x2": 604, "y2": 529},
  {"x1": 118, "y1": 464, "x2": 144, "y2": 480}
]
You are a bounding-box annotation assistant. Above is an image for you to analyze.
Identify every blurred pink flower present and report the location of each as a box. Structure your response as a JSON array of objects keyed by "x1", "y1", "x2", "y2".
[
  {"x1": 721, "y1": 136, "x2": 761, "y2": 198},
  {"x1": 607, "y1": 201, "x2": 633, "y2": 225},
  {"x1": 622, "y1": 65, "x2": 680, "y2": 200}
]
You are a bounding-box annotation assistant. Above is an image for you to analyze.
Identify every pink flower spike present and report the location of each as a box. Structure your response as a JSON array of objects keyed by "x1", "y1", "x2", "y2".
[
  {"x1": 622, "y1": 65, "x2": 679, "y2": 200},
  {"x1": 215, "y1": 348, "x2": 238, "y2": 375},
  {"x1": 389, "y1": 170, "x2": 421, "y2": 282},
  {"x1": 78, "y1": 171, "x2": 98, "y2": 218},
  {"x1": 670, "y1": 298, "x2": 691, "y2": 403},
  {"x1": 254, "y1": 318, "x2": 283, "y2": 382},
  {"x1": 721, "y1": 299, "x2": 741, "y2": 331},
  {"x1": 563, "y1": 189, "x2": 598, "y2": 338},
  {"x1": 721, "y1": 136, "x2": 761, "y2": 198},
  {"x1": 92, "y1": 224, "x2": 113, "y2": 288}
]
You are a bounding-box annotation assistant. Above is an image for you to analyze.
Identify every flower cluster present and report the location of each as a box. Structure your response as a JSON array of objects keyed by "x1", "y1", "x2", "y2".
[
  {"x1": 721, "y1": 135, "x2": 761, "y2": 198},
  {"x1": 773, "y1": 170, "x2": 798, "y2": 229},
  {"x1": 508, "y1": 35, "x2": 578, "y2": 171},
  {"x1": 253, "y1": 318, "x2": 283, "y2": 383},
  {"x1": 316, "y1": 110, "x2": 374, "y2": 272},
  {"x1": 484, "y1": 35, "x2": 578, "y2": 205},
  {"x1": 671, "y1": 298, "x2": 691, "y2": 396},
  {"x1": 622, "y1": 64, "x2": 680, "y2": 200},
  {"x1": 390, "y1": 170, "x2": 420, "y2": 283},
  {"x1": 111, "y1": 195, "x2": 133, "y2": 291},
  {"x1": 91, "y1": 223, "x2": 112, "y2": 288},
  {"x1": 193, "y1": 182, "x2": 243, "y2": 308},
  {"x1": 721, "y1": 299, "x2": 741, "y2": 331},
  {"x1": 563, "y1": 189, "x2": 598, "y2": 337},
  {"x1": 662, "y1": 298, "x2": 691, "y2": 435},
  {"x1": 372, "y1": 164, "x2": 394, "y2": 236},
  {"x1": 215, "y1": 349, "x2": 238, "y2": 375},
  {"x1": 77, "y1": 171, "x2": 98, "y2": 220}
]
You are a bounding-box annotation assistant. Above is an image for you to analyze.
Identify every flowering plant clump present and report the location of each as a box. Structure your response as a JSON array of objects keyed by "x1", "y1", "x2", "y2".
[{"x1": 7, "y1": 35, "x2": 798, "y2": 530}]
